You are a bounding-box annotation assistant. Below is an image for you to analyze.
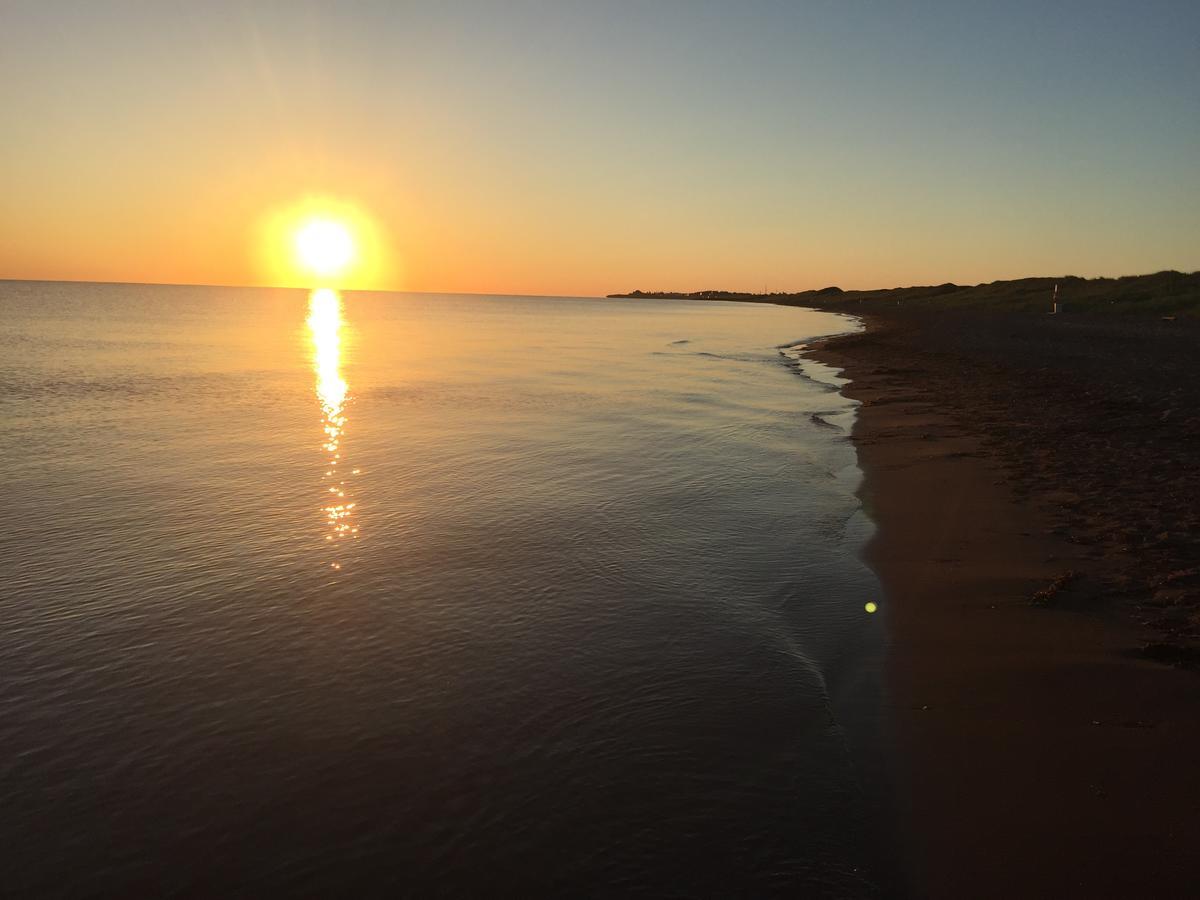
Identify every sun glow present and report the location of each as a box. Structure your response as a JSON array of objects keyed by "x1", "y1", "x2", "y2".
[
  {"x1": 259, "y1": 197, "x2": 390, "y2": 289},
  {"x1": 295, "y1": 218, "x2": 356, "y2": 278}
]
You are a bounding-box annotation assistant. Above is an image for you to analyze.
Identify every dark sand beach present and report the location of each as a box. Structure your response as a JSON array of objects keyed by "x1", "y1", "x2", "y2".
[{"x1": 809, "y1": 303, "x2": 1200, "y2": 897}]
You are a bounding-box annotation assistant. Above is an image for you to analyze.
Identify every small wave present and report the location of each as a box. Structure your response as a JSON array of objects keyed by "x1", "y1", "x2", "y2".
[
  {"x1": 778, "y1": 356, "x2": 843, "y2": 393},
  {"x1": 775, "y1": 317, "x2": 861, "y2": 351},
  {"x1": 695, "y1": 350, "x2": 774, "y2": 363}
]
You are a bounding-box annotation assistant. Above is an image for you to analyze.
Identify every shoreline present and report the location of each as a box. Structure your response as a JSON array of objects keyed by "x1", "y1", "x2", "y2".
[{"x1": 809, "y1": 312, "x2": 1200, "y2": 897}]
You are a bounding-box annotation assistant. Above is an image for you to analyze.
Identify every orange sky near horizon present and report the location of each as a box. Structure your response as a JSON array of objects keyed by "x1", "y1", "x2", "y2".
[{"x1": 2, "y1": 3, "x2": 1197, "y2": 297}]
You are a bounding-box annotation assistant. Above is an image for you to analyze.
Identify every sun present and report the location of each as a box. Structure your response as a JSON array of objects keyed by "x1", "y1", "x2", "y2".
[
  {"x1": 259, "y1": 196, "x2": 390, "y2": 289},
  {"x1": 294, "y1": 218, "x2": 357, "y2": 278}
]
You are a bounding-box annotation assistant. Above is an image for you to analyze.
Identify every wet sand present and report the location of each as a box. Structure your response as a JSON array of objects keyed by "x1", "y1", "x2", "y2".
[{"x1": 810, "y1": 310, "x2": 1200, "y2": 897}]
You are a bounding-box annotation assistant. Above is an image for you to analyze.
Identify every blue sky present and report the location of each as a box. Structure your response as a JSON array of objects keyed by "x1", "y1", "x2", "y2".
[{"x1": 2, "y1": 0, "x2": 1197, "y2": 292}]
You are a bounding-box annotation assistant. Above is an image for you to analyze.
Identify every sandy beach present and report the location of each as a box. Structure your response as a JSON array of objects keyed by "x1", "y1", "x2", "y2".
[{"x1": 811, "y1": 307, "x2": 1200, "y2": 897}]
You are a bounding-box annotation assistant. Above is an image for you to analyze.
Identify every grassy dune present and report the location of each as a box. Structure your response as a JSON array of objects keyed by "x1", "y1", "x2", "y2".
[{"x1": 611, "y1": 270, "x2": 1200, "y2": 316}]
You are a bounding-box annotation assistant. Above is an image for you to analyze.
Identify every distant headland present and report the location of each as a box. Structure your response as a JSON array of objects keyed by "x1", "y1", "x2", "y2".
[{"x1": 609, "y1": 270, "x2": 1200, "y2": 316}]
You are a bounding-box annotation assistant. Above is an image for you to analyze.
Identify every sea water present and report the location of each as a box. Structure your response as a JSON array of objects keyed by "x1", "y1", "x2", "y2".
[{"x1": 0, "y1": 281, "x2": 889, "y2": 896}]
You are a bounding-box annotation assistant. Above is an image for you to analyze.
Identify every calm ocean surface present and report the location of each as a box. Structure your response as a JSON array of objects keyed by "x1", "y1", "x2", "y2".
[{"x1": 0, "y1": 281, "x2": 891, "y2": 896}]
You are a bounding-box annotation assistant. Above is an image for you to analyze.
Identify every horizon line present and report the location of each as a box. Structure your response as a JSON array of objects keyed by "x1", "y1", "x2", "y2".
[
  {"x1": 3, "y1": 269, "x2": 1197, "y2": 300},
  {"x1": 0, "y1": 275, "x2": 606, "y2": 301}
]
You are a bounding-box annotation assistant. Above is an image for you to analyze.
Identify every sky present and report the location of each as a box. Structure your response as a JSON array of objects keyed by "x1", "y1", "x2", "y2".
[{"x1": 1, "y1": 0, "x2": 1197, "y2": 295}]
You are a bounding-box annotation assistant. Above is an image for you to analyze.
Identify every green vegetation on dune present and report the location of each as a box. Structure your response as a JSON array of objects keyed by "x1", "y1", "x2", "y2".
[{"x1": 610, "y1": 270, "x2": 1200, "y2": 317}]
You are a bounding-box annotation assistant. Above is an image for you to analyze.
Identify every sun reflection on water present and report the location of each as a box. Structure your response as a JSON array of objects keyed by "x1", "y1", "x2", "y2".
[{"x1": 307, "y1": 288, "x2": 359, "y2": 564}]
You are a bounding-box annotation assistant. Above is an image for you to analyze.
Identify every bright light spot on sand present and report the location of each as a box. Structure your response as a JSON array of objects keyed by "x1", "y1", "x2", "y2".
[{"x1": 865, "y1": 601, "x2": 878, "y2": 614}]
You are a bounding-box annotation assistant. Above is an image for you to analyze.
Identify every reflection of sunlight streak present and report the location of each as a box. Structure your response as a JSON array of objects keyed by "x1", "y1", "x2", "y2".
[
  {"x1": 310, "y1": 288, "x2": 346, "y2": 415},
  {"x1": 307, "y1": 288, "x2": 359, "y2": 566}
]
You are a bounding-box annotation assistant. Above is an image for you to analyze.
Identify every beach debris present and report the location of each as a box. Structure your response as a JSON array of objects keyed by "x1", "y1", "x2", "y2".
[
  {"x1": 1030, "y1": 570, "x2": 1080, "y2": 606},
  {"x1": 1159, "y1": 567, "x2": 1200, "y2": 586},
  {"x1": 1140, "y1": 642, "x2": 1200, "y2": 668}
]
